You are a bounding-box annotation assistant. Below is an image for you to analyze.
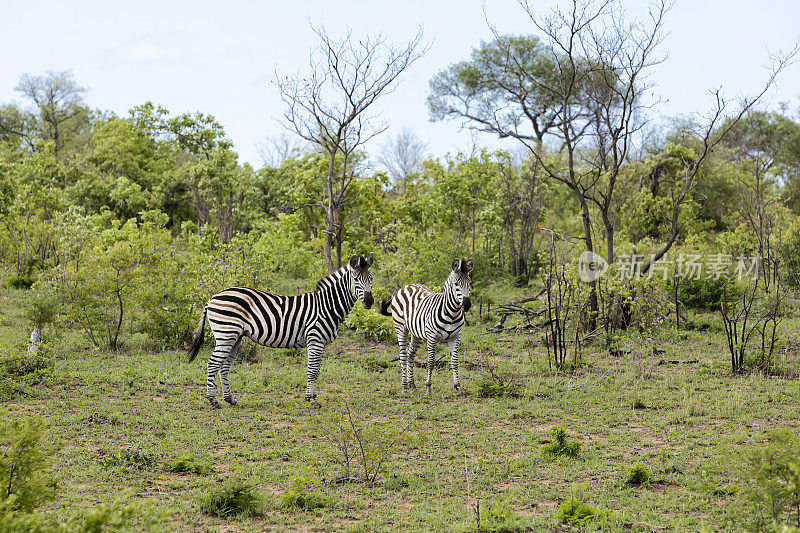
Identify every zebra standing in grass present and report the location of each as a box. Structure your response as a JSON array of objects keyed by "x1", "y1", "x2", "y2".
[
  {"x1": 380, "y1": 258, "x2": 473, "y2": 396},
  {"x1": 188, "y1": 253, "x2": 375, "y2": 407}
]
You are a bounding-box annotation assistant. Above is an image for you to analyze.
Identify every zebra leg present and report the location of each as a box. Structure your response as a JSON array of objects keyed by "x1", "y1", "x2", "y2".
[
  {"x1": 396, "y1": 326, "x2": 410, "y2": 392},
  {"x1": 207, "y1": 339, "x2": 236, "y2": 409},
  {"x1": 425, "y1": 336, "x2": 437, "y2": 396},
  {"x1": 221, "y1": 337, "x2": 242, "y2": 406},
  {"x1": 448, "y1": 335, "x2": 464, "y2": 396},
  {"x1": 305, "y1": 340, "x2": 325, "y2": 401},
  {"x1": 406, "y1": 337, "x2": 423, "y2": 391}
]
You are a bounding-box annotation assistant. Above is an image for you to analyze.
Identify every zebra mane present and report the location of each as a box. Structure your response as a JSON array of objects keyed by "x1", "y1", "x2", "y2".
[{"x1": 315, "y1": 265, "x2": 349, "y2": 293}]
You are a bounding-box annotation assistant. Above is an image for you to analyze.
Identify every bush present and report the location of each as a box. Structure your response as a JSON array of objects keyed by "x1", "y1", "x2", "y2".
[
  {"x1": 162, "y1": 456, "x2": 213, "y2": 476},
  {"x1": 344, "y1": 304, "x2": 394, "y2": 343},
  {"x1": 309, "y1": 400, "x2": 426, "y2": 484},
  {"x1": 677, "y1": 271, "x2": 728, "y2": 311},
  {"x1": 0, "y1": 345, "x2": 54, "y2": 401},
  {"x1": 0, "y1": 346, "x2": 54, "y2": 378},
  {"x1": 24, "y1": 292, "x2": 57, "y2": 332},
  {"x1": 199, "y1": 478, "x2": 263, "y2": 518},
  {"x1": 556, "y1": 492, "x2": 617, "y2": 528},
  {"x1": 279, "y1": 472, "x2": 334, "y2": 510},
  {"x1": 103, "y1": 448, "x2": 159, "y2": 470},
  {"x1": 557, "y1": 496, "x2": 597, "y2": 526},
  {"x1": 477, "y1": 497, "x2": 524, "y2": 532},
  {"x1": 542, "y1": 427, "x2": 580, "y2": 458},
  {"x1": 624, "y1": 463, "x2": 652, "y2": 486},
  {"x1": 476, "y1": 377, "x2": 522, "y2": 398},
  {"x1": 0, "y1": 410, "x2": 58, "y2": 513},
  {"x1": 733, "y1": 429, "x2": 800, "y2": 531}
]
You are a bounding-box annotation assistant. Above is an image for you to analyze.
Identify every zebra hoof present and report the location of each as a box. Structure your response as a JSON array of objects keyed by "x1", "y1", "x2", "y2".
[
  {"x1": 208, "y1": 398, "x2": 222, "y2": 409},
  {"x1": 224, "y1": 397, "x2": 238, "y2": 406},
  {"x1": 456, "y1": 388, "x2": 466, "y2": 397}
]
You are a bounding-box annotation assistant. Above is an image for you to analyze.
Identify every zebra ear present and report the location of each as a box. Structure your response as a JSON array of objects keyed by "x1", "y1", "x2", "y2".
[
  {"x1": 349, "y1": 255, "x2": 360, "y2": 269},
  {"x1": 363, "y1": 252, "x2": 374, "y2": 268},
  {"x1": 451, "y1": 258, "x2": 460, "y2": 272},
  {"x1": 465, "y1": 258, "x2": 474, "y2": 273}
]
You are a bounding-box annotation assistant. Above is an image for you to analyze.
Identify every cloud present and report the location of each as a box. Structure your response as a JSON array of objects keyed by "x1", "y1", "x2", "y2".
[{"x1": 117, "y1": 43, "x2": 178, "y2": 62}]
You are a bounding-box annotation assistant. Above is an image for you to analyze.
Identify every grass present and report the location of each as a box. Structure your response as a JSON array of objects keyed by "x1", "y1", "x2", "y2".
[{"x1": 2, "y1": 287, "x2": 800, "y2": 531}]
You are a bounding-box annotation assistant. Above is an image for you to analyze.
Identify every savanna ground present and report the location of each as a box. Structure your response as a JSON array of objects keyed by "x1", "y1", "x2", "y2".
[{"x1": 3, "y1": 284, "x2": 800, "y2": 532}]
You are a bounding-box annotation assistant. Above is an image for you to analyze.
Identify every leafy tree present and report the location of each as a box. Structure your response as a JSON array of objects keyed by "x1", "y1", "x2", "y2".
[{"x1": 13, "y1": 71, "x2": 90, "y2": 158}]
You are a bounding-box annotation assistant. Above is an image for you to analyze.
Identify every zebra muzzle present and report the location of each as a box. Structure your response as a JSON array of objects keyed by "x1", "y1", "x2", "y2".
[
  {"x1": 463, "y1": 296, "x2": 472, "y2": 312},
  {"x1": 363, "y1": 292, "x2": 374, "y2": 309}
]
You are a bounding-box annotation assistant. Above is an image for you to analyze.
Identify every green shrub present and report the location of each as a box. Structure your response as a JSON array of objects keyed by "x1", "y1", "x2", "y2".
[
  {"x1": 624, "y1": 463, "x2": 652, "y2": 486},
  {"x1": 24, "y1": 293, "x2": 57, "y2": 331},
  {"x1": 557, "y1": 496, "x2": 596, "y2": 526},
  {"x1": 384, "y1": 474, "x2": 411, "y2": 491},
  {"x1": 344, "y1": 304, "x2": 394, "y2": 343},
  {"x1": 677, "y1": 272, "x2": 728, "y2": 311},
  {"x1": 476, "y1": 378, "x2": 521, "y2": 398},
  {"x1": 733, "y1": 429, "x2": 800, "y2": 531},
  {"x1": 309, "y1": 400, "x2": 427, "y2": 484},
  {"x1": 279, "y1": 472, "x2": 334, "y2": 510},
  {"x1": 477, "y1": 497, "x2": 524, "y2": 532},
  {"x1": 162, "y1": 456, "x2": 213, "y2": 476},
  {"x1": 103, "y1": 448, "x2": 159, "y2": 470},
  {"x1": 67, "y1": 500, "x2": 168, "y2": 533},
  {"x1": 0, "y1": 347, "x2": 54, "y2": 378},
  {"x1": 200, "y1": 478, "x2": 263, "y2": 517},
  {"x1": 542, "y1": 427, "x2": 580, "y2": 458},
  {"x1": 0, "y1": 410, "x2": 58, "y2": 513}
]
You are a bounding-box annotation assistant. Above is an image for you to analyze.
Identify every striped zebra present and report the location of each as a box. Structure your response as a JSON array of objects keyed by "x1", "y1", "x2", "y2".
[
  {"x1": 380, "y1": 258, "x2": 473, "y2": 396},
  {"x1": 188, "y1": 253, "x2": 375, "y2": 408}
]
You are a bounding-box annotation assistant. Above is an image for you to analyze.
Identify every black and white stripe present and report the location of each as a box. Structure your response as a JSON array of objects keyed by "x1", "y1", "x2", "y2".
[
  {"x1": 188, "y1": 253, "x2": 374, "y2": 407},
  {"x1": 380, "y1": 258, "x2": 473, "y2": 396}
]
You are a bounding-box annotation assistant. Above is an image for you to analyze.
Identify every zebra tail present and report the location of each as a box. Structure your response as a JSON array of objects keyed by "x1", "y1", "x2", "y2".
[
  {"x1": 187, "y1": 307, "x2": 207, "y2": 363},
  {"x1": 379, "y1": 298, "x2": 392, "y2": 317}
]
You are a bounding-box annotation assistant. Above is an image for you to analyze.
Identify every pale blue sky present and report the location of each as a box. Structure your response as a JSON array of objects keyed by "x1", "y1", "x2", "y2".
[{"x1": 1, "y1": 0, "x2": 799, "y2": 167}]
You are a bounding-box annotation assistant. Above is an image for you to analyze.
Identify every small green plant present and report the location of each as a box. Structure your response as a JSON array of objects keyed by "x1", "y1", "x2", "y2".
[
  {"x1": 103, "y1": 448, "x2": 159, "y2": 470},
  {"x1": 384, "y1": 473, "x2": 411, "y2": 491},
  {"x1": 624, "y1": 463, "x2": 652, "y2": 486},
  {"x1": 477, "y1": 362, "x2": 522, "y2": 398},
  {"x1": 476, "y1": 378, "x2": 521, "y2": 398},
  {"x1": 542, "y1": 427, "x2": 580, "y2": 458},
  {"x1": 199, "y1": 478, "x2": 263, "y2": 518},
  {"x1": 309, "y1": 400, "x2": 426, "y2": 484},
  {"x1": 0, "y1": 410, "x2": 58, "y2": 513},
  {"x1": 357, "y1": 353, "x2": 389, "y2": 371},
  {"x1": 477, "y1": 496, "x2": 524, "y2": 532},
  {"x1": 732, "y1": 429, "x2": 800, "y2": 531},
  {"x1": 557, "y1": 496, "x2": 596, "y2": 526},
  {"x1": 556, "y1": 490, "x2": 617, "y2": 529},
  {"x1": 279, "y1": 471, "x2": 334, "y2": 510},
  {"x1": 631, "y1": 397, "x2": 647, "y2": 410},
  {"x1": 162, "y1": 456, "x2": 213, "y2": 476}
]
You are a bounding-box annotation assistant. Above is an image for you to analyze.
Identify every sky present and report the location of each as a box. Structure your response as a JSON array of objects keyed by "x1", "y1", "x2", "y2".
[{"x1": 1, "y1": 0, "x2": 799, "y2": 168}]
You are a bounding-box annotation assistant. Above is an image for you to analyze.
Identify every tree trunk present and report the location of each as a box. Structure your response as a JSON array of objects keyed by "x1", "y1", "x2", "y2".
[{"x1": 577, "y1": 192, "x2": 599, "y2": 331}]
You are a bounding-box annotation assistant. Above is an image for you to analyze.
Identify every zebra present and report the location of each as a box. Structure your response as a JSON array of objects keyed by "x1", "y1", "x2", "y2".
[
  {"x1": 380, "y1": 258, "x2": 473, "y2": 396},
  {"x1": 187, "y1": 253, "x2": 375, "y2": 408}
]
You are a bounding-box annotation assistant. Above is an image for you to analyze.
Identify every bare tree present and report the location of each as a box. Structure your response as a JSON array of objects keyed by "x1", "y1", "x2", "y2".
[
  {"x1": 516, "y1": 0, "x2": 670, "y2": 328},
  {"x1": 256, "y1": 132, "x2": 305, "y2": 168},
  {"x1": 277, "y1": 25, "x2": 427, "y2": 272},
  {"x1": 376, "y1": 127, "x2": 428, "y2": 188}
]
